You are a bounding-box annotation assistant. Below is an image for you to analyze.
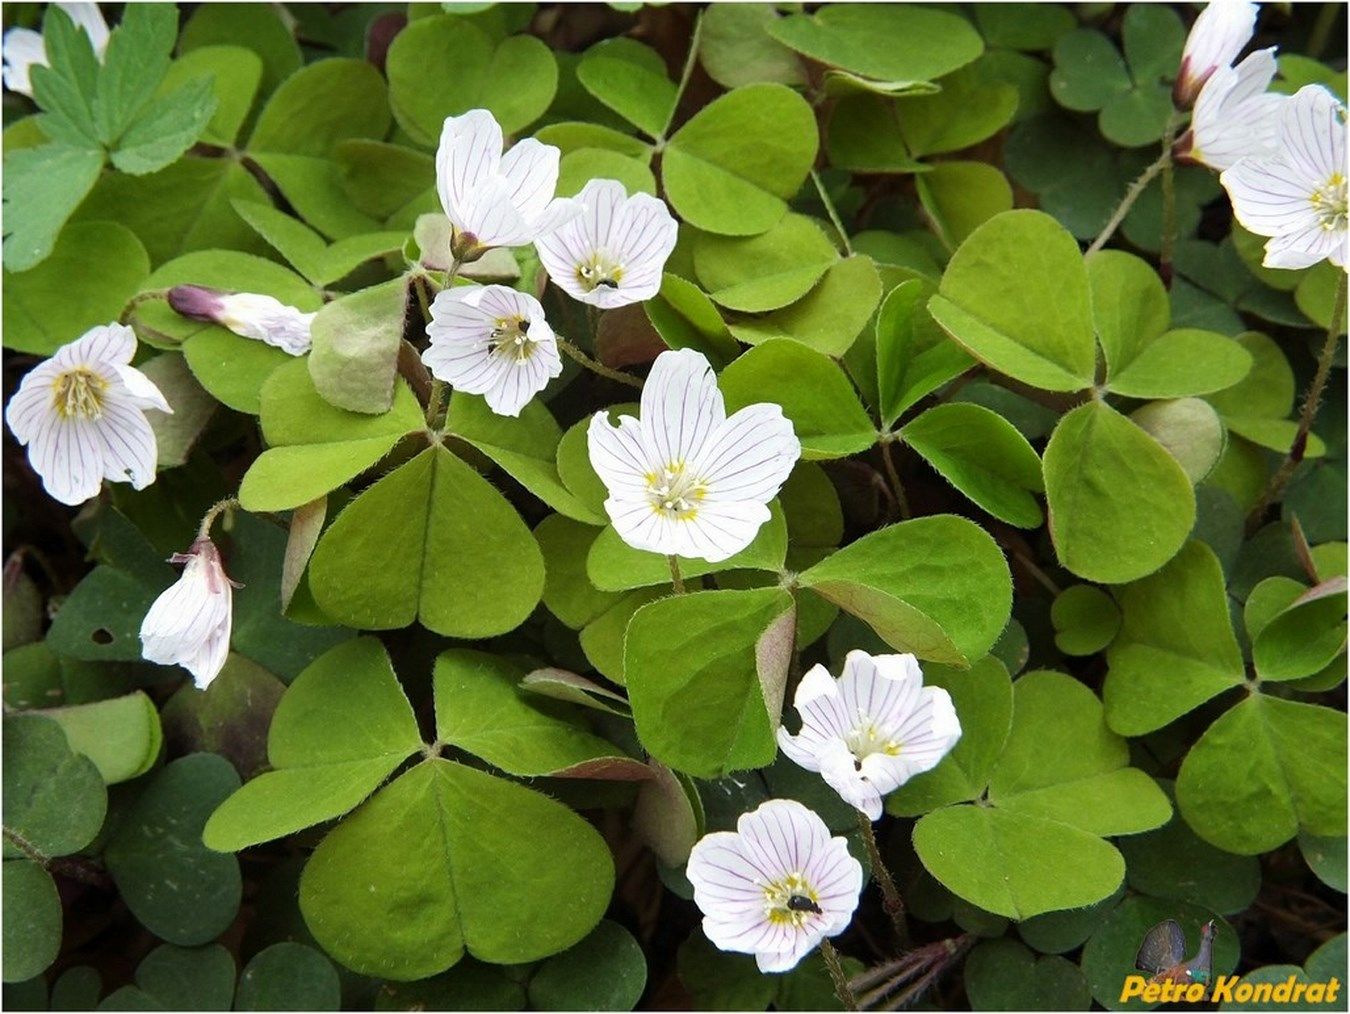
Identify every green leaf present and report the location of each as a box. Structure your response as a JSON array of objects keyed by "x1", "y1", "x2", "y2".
[
  {"x1": 536, "y1": 516, "x2": 622, "y2": 629},
  {"x1": 1119, "y1": 798, "x2": 1261, "y2": 915},
  {"x1": 235, "y1": 943, "x2": 340, "y2": 1012},
  {"x1": 1299, "y1": 833, "x2": 1348, "y2": 894},
  {"x1": 30, "y1": 6, "x2": 100, "y2": 148},
  {"x1": 963, "y1": 939, "x2": 1092, "y2": 1011},
  {"x1": 768, "y1": 5, "x2": 983, "y2": 85},
  {"x1": 1087, "y1": 250, "x2": 1168, "y2": 377},
  {"x1": 238, "y1": 358, "x2": 422, "y2": 512},
  {"x1": 1043, "y1": 401, "x2": 1195, "y2": 583},
  {"x1": 1104, "y1": 542, "x2": 1245, "y2": 735},
  {"x1": 916, "y1": 161, "x2": 1014, "y2": 251},
  {"x1": 975, "y1": 4, "x2": 1076, "y2": 51},
  {"x1": 826, "y1": 94, "x2": 930, "y2": 173},
  {"x1": 92, "y1": 4, "x2": 176, "y2": 139},
  {"x1": 160, "y1": 46, "x2": 263, "y2": 147},
  {"x1": 1176, "y1": 695, "x2": 1347, "y2": 854},
  {"x1": 179, "y1": 3, "x2": 302, "y2": 98},
  {"x1": 587, "y1": 501, "x2": 788, "y2": 592},
  {"x1": 575, "y1": 39, "x2": 676, "y2": 139},
  {"x1": 662, "y1": 84, "x2": 818, "y2": 236},
  {"x1": 1109, "y1": 328, "x2": 1253, "y2": 399},
  {"x1": 900, "y1": 403, "x2": 1045, "y2": 528},
  {"x1": 299, "y1": 759, "x2": 614, "y2": 978},
  {"x1": 625, "y1": 587, "x2": 795, "y2": 778},
  {"x1": 2, "y1": 861, "x2": 61, "y2": 984},
  {"x1": 203, "y1": 638, "x2": 421, "y2": 852},
  {"x1": 104, "y1": 754, "x2": 243, "y2": 945},
  {"x1": 433, "y1": 650, "x2": 643, "y2": 778},
  {"x1": 41, "y1": 692, "x2": 162, "y2": 784},
  {"x1": 692, "y1": 214, "x2": 839, "y2": 313},
  {"x1": 895, "y1": 66, "x2": 1019, "y2": 158},
  {"x1": 250, "y1": 152, "x2": 383, "y2": 240},
  {"x1": 580, "y1": 589, "x2": 663, "y2": 684},
  {"x1": 875, "y1": 280, "x2": 975, "y2": 428},
  {"x1": 139, "y1": 354, "x2": 217, "y2": 469},
  {"x1": 2, "y1": 714, "x2": 106, "y2": 860},
  {"x1": 720, "y1": 340, "x2": 876, "y2": 460},
  {"x1": 1252, "y1": 578, "x2": 1347, "y2": 682},
  {"x1": 1051, "y1": 585, "x2": 1121, "y2": 656},
  {"x1": 2, "y1": 143, "x2": 105, "y2": 272},
  {"x1": 110, "y1": 76, "x2": 217, "y2": 176},
  {"x1": 699, "y1": 4, "x2": 806, "y2": 91},
  {"x1": 1130, "y1": 398, "x2": 1227, "y2": 483},
  {"x1": 556, "y1": 147, "x2": 656, "y2": 199},
  {"x1": 3, "y1": 221, "x2": 149, "y2": 354},
  {"x1": 308, "y1": 277, "x2": 409, "y2": 414},
  {"x1": 247, "y1": 58, "x2": 390, "y2": 157},
  {"x1": 886, "y1": 655, "x2": 1014, "y2": 816},
  {"x1": 929, "y1": 210, "x2": 1095, "y2": 391},
  {"x1": 387, "y1": 16, "x2": 557, "y2": 145},
  {"x1": 799, "y1": 514, "x2": 1012, "y2": 666},
  {"x1": 230, "y1": 198, "x2": 329, "y2": 283},
  {"x1": 527, "y1": 921, "x2": 647, "y2": 1012},
  {"x1": 135, "y1": 944, "x2": 236, "y2": 1011},
  {"x1": 726, "y1": 255, "x2": 882, "y2": 357},
  {"x1": 309, "y1": 447, "x2": 545, "y2": 638}
]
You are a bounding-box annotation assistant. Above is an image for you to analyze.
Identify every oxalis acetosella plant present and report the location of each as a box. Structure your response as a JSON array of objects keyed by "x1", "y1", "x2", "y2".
[{"x1": 1, "y1": 1, "x2": 1345, "y2": 1011}]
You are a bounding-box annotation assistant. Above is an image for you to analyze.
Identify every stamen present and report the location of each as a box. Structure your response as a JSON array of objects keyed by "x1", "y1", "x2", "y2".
[
  {"x1": 1310, "y1": 171, "x2": 1347, "y2": 232},
  {"x1": 576, "y1": 253, "x2": 625, "y2": 292},
  {"x1": 51, "y1": 368, "x2": 107, "y2": 420},
  {"x1": 647, "y1": 460, "x2": 708, "y2": 520}
]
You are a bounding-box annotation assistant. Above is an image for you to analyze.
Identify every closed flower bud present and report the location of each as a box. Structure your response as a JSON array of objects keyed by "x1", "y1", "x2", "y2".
[
  {"x1": 139, "y1": 538, "x2": 239, "y2": 690},
  {"x1": 1174, "y1": 0, "x2": 1259, "y2": 109},
  {"x1": 167, "y1": 285, "x2": 315, "y2": 356}
]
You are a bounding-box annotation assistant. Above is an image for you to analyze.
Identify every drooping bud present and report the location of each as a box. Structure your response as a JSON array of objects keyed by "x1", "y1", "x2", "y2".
[
  {"x1": 167, "y1": 285, "x2": 316, "y2": 356},
  {"x1": 139, "y1": 537, "x2": 240, "y2": 690}
]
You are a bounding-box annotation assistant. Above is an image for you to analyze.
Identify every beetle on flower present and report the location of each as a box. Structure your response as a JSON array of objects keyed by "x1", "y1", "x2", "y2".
[
  {"x1": 778, "y1": 650, "x2": 963, "y2": 820},
  {"x1": 535, "y1": 178, "x2": 679, "y2": 309},
  {"x1": 140, "y1": 536, "x2": 239, "y2": 690},
  {"x1": 686, "y1": 799, "x2": 863, "y2": 973},
  {"x1": 587, "y1": 348, "x2": 800, "y2": 563},
  {"x1": 436, "y1": 109, "x2": 579, "y2": 262},
  {"x1": 4, "y1": 322, "x2": 171, "y2": 506}
]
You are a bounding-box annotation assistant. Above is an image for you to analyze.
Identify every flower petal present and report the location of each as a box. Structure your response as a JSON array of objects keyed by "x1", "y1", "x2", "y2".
[
  {"x1": 436, "y1": 109, "x2": 503, "y2": 225},
  {"x1": 696, "y1": 403, "x2": 800, "y2": 505},
  {"x1": 639, "y1": 348, "x2": 725, "y2": 469},
  {"x1": 499, "y1": 137, "x2": 563, "y2": 226},
  {"x1": 1, "y1": 27, "x2": 45, "y2": 96}
]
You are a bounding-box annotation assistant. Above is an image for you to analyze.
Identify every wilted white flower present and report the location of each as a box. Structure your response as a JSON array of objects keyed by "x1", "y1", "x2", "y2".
[
  {"x1": 1221, "y1": 85, "x2": 1348, "y2": 269},
  {"x1": 422, "y1": 284, "x2": 562, "y2": 417},
  {"x1": 1177, "y1": 47, "x2": 1286, "y2": 171},
  {"x1": 140, "y1": 538, "x2": 238, "y2": 690},
  {"x1": 436, "y1": 109, "x2": 578, "y2": 260},
  {"x1": 686, "y1": 799, "x2": 863, "y2": 973},
  {"x1": 2, "y1": 3, "x2": 108, "y2": 97},
  {"x1": 778, "y1": 651, "x2": 962, "y2": 821},
  {"x1": 534, "y1": 178, "x2": 678, "y2": 309},
  {"x1": 168, "y1": 285, "x2": 315, "y2": 356},
  {"x1": 1174, "y1": 0, "x2": 1259, "y2": 108},
  {"x1": 587, "y1": 348, "x2": 800, "y2": 563},
  {"x1": 4, "y1": 323, "x2": 170, "y2": 506}
]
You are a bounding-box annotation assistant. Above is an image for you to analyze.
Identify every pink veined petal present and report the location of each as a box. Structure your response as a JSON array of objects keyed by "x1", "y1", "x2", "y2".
[
  {"x1": 696, "y1": 403, "x2": 800, "y2": 505},
  {"x1": 436, "y1": 109, "x2": 503, "y2": 224},
  {"x1": 638, "y1": 348, "x2": 725, "y2": 469},
  {"x1": 683, "y1": 499, "x2": 769, "y2": 562},
  {"x1": 498, "y1": 138, "x2": 562, "y2": 226},
  {"x1": 756, "y1": 936, "x2": 818, "y2": 974},
  {"x1": 30, "y1": 415, "x2": 104, "y2": 506},
  {"x1": 458, "y1": 176, "x2": 536, "y2": 248},
  {"x1": 1278, "y1": 85, "x2": 1343, "y2": 185},
  {"x1": 611, "y1": 193, "x2": 678, "y2": 281},
  {"x1": 819, "y1": 741, "x2": 884, "y2": 818},
  {"x1": 573, "y1": 178, "x2": 630, "y2": 252},
  {"x1": 1221, "y1": 156, "x2": 1319, "y2": 237},
  {"x1": 605, "y1": 498, "x2": 677, "y2": 556},
  {"x1": 53, "y1": 322, "x2": 138, "y2": 371},
  {"x1": 4, "y1": 359, "x2": 62, "y2": 444},
  {"x1": 588, "y1": 412, "x2": 656, "y2": 496},
  {"x1": 185, "y1": 592, "x2": 232, "y2": 689},
  {"x1": 2, "y1": 27, "x2": 45, "y2": 96},
  {"x1": 95, "y1": 395, "x2": 158, "y2": 490},
  {"x1": 530, "y1": 196, "x2": 582, "y2": 239},
  {"x1": 1263, "y1": 224, "x2": 1345, "y2": 269},
  {"x1": 115, "y1": 364, "x2": 172, "y2": 414},
  {"x1": 140, "y1": 561, "x2": 231, "y2": 677}
]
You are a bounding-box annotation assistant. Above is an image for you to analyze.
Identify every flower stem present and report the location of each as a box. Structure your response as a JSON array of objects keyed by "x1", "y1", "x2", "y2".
[
  {"x1": 660, "y1": 9, "x2": 705, "y2": 141},
  {"x1": 879, "y1": 439, "x2": 911, "y2": 520},
  {"x1": 198, "y1": 498, "x2": 240, "y2": 540},
  {"x1": 819, "y1": 939, "x2": 861, "y2": 1012},
  {"x1": 556, "y1": 336, "x2": 644, "y2": 390},
  {"x1": 812, "y1": 169, "x2": 854, "y2": 255},
  {"x1": 856, "y1": 810, "x2": 910, "y2": 947},
  {"x1": 1245, "y1": 270, "x2": 1348, "y2": 535},
  {"x1": 1085, "y1": 146, "x2": 1171, "y2": 257},
  {"x1": 668, "y1": 555, "x2": 686, "y2": 594},
  {"x1": 426, "y1": 378, "x2": 450, "y2": 430},
  {"x1": 1158, "y1": 115, "x2": 1181, "y2": 287}
]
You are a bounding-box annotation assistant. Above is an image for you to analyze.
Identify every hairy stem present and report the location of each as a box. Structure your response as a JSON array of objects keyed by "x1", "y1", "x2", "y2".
[
  {"x1": 879, "y1": 440, "x2": 911, "y2": 520},
  {"x1": 668, "y1": 555, "x2": 686, "y2": 594},
  {"x1": 198, "y1": 497, "x2": 240, "y2": 540},
  {"x1": 1158, "y1": 115, "x2": 1181, "y2": 286},
  {"x1": 556, "y1": 336, "x2": 644, "y2": 390},
  {"x1": 1245, "y1": 270, "x2": 1348, "y2": 534},
  {"x1": 1086, "y1": 147, "x2": 1170, "y2": 256},
  {"x1": 856, "y1": 810, "x2": 910, "y2": 947},
  {"x1": 661, "y1": 10, "x2": 705, "y2": 140},
  {"x1": 820, "y1": 939, "x2": 861, "y2": 1011}
]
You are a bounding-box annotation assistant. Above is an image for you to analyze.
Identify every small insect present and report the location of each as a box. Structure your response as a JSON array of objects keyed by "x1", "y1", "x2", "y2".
[
  {"x1": 786, "y1": 894, "x2": 822, "y2": 915},
  {"x1": 1136, "y1": 919, "x2": 1216, "y2": 987},
  {"x1": 596, "y1": 278, "x2": 619, "y2": 289}
]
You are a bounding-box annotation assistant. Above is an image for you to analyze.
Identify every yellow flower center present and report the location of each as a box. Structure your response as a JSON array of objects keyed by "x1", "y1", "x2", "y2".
[
  {"x1": 488, "y1": 316, "x2": 536, "y2": 363},
  {"x1": 844, "y1": 717, "x2": 902, "y2": 765},
  {"x1": 1310, "y1": 171, "x2": 1347, "y2": 232},
  {"x1": 576, "y1": 253, "x2": 624, "y2": 292},
  {"x1": 764, "y1": 872, "x2": 822, "y2": 927},
  {"x1": 646, "y1": 460, "x2": 708, "y2": 520},
  {"x1": 51, "y1": 368, "x2": 106, "y2": 420}
]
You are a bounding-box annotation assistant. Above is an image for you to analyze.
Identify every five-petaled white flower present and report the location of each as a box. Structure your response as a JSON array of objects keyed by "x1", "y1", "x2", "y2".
[
  {"x1": 5, "y1": 323, "x2": 171, "y2": 506},
  {"x1": 140, "y1": 537, "x2": 238, "y2": 690},
  {"x1": 686, "y1": 799, "x2": 863, "y2": 973},
  {"x1": 436, "y1": 109, "x2": 578, "y2": 260},
  {"x1": 778, "y1": 651, "x2": 962, "y2": 821},
  {"x1": 587, "y1": 348, "x2": 800, "y2": 563},
  {"x1": 1221, "y1": 85, "x2": 1348, "y2": 269},
  {"x1": 534, "y1": 178, "x2": 678, "y2": 309},
  {"x1": 1177, "y1": 47, "x2": 1286, "y2": 171},
  {"x1": 422, "y1": 284, "x2": 562, "y2": 417},
  {"x1": 2, "y1": 2, "x2": 108, "y2": 98},
  {"x1": 168, "y1": 285, "x2": 316, "y2": 356},
  {"x1": 1173, "y1": 0, "x2": 1259, "y2": 108}
]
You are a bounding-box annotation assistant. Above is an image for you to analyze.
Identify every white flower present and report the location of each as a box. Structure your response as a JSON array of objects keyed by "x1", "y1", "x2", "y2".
[
  {"x1": 1221, "y1": 85, "x2": 1348, "y2": 270},
  {"x1": 534, "y1": 178, "x2": 679, "y2": 309},
  {"x1": 436, "y1": 109, "x2": 579, "y2": 258},
  {"x1": 2, "y1": 3, "x2": 109, "y2": 98},
  {"x1": 422, "y1": 284, "x2": 562, "y2": 417},
  {"x1": 1174, "y1": 0, "x2": 1259, "y2": 109},
  {"x1": 4, "y1": 323, "x2": 170, "y2": 506},
  {"x1": 139, "y1": 538, "x2": 237, "y2": 690},
  {"x1": 587, "y1": 348, "x2": 800, "y2": 563},
  {"x1": 686, "y1": 799, "x2": 863, "y2": 973},
  {"x1": 778, "y1": 651, "x2": 962, "y2": 821},
  {"x1": 1177, "y1": 48, "x2": 1286, "y2": 171},
  {"x1": 167, "y1": 285, "x2": 315, "y2": 356}
]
